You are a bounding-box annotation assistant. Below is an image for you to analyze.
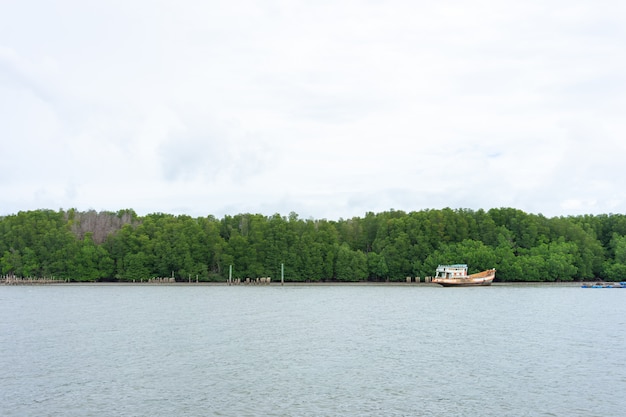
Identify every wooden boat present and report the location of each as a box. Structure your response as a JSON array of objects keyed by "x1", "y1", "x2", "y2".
[{"x1": 432, "y1": 264, "x2": 496, "y2": 287}]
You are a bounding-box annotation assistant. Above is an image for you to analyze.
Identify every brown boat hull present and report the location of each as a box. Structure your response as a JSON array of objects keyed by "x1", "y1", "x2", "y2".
[
  {"x1": 435, "y1": 279, "x2": 493, "y2": 287},
  {"x1": 432, "y1": 269, "x2": 496, "y2": 287}
]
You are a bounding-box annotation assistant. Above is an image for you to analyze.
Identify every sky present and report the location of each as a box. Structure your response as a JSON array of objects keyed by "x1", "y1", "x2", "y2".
[{"x1": 2, "y1": 0, "x2": 626, "y2": 220}]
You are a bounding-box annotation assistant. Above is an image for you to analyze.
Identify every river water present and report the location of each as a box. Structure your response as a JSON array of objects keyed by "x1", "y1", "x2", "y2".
[{"x1": 1, "y1": 284, "x2": 625, "y2": 416}]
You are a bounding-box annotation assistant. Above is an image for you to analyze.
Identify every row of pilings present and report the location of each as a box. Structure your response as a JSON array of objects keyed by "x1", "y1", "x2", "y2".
[
  {"x1": 146, "y1": 277, "x2": 177, "y2": 283},
  {"x1": 2, "y1": 274, "x2": 434, "y2": 285},
  {"x1": 229, "y1": 277, "x2": 272, "y2": 285},
  {"x1": 2, "y1": 275, "x2": 67, "y2": 285},
  {"x1": 405, "y1": 276, "x2": 433, "y2": 283}
]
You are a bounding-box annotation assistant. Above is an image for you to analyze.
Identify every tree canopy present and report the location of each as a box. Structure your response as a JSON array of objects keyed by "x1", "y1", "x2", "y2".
[{"x1": 1, "y1": 208, "x2": 623, "y2": 282}]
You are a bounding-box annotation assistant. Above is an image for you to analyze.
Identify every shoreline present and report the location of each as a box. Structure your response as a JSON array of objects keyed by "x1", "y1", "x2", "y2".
[{"x1": 1, "y1": 280, "x2": 593, "y2": 287}]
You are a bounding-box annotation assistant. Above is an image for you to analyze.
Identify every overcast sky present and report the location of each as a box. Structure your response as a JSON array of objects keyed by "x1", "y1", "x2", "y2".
[{"x1": 2, "y1": 1, "x2": 625, "y2": 220}]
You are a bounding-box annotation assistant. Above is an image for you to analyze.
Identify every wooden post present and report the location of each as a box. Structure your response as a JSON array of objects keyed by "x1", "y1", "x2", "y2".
[{"x1": 281, "y1": 263, "x2": 284, "y2": 286}]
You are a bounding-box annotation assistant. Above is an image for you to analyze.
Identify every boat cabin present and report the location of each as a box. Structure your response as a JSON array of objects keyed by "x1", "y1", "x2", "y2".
[{"x1": 435, "y1": 264, "x2": 468, "y2": 278}]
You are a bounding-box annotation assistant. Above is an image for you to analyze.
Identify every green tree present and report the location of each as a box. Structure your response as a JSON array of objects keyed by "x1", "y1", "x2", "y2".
[
  {"x1": 531, "y1": 240, "x2": 578, "y2": 281},
  {"x1": 335, "y1": 243, "x2": 367, "y2": 281},
  {"x1": 367, "y1": 252, "x2": 389, "y2": 281},
  {"x1": 123, "y1": 252, "x2": 150, "y2": 281}
]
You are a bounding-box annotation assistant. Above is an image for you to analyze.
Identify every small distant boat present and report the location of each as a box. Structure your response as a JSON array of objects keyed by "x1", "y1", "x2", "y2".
[
  {"x1": 581, "y1": 282, "x2": 626, "y2": 288},
  {"x1": 432, "y1": 264, "x2": 496, "y2": 287}
]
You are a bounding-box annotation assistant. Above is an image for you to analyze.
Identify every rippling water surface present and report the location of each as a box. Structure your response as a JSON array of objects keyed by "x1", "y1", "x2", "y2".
[{"x1": 1, "y1": 284, "x2": 625, "y2": 416}]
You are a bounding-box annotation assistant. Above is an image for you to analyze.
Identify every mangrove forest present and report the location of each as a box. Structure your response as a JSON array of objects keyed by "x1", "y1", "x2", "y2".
[{"x1": 2, "y1": 207, "x2": 626, "y2": 282}]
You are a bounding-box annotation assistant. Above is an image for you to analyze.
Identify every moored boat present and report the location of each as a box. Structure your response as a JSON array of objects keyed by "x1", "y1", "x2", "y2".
[
  {"x1": 581, "y1": 281, "x2": 626, "y2": 288},
  {"x1": 432, "y1": 264, "x2": 496, "y2": 287}
]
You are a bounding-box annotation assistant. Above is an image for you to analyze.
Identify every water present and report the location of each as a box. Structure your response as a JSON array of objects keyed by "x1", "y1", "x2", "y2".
[{"x1": 1, "y1": 284, "x2": 625, "y2": 416}]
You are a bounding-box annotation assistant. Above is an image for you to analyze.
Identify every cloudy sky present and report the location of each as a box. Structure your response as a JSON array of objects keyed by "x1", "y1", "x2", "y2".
[{"x1": 2, "y1": 0, "x2": 625, "y2": 220}]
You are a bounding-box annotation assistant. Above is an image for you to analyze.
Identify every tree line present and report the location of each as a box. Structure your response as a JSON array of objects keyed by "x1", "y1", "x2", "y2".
[{"x1": 2, "y1": 207, "x2": 626, "y2": 282}]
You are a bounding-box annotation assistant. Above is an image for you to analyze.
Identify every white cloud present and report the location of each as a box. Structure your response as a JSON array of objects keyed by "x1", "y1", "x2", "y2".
[{"x1": 1, "y1": 0, "x2": 625, "y2": 219}]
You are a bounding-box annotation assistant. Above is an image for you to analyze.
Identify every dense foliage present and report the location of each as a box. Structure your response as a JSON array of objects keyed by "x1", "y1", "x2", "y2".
[{"x1": 2, "y1": 208, "x2": 626, "y2": 282}]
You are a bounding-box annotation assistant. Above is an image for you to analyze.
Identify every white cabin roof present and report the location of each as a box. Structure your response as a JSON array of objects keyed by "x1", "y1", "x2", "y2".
[{"x1": 436, "y1": 264, "x2": 468, "y2": 270}]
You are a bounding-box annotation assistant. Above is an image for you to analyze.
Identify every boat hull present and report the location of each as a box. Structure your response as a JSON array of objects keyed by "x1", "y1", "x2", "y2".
[
  {"x1": 432, "y1": 269, "x2": 496, "y2": 287},
  {"x1": 435, "y1": 279, "x2": 493, "y2": 287}
]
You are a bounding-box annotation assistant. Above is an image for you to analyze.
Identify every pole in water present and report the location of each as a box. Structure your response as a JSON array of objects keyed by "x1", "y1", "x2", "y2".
[
  {"x1": 229, "y1": 265, "x2": 232, "y2": 286},
  {"x1": 281, "y1": 263, "x2": 284, "y2": 286}
]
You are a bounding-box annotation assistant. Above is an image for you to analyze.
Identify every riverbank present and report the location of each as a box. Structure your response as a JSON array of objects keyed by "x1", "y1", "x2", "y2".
[{"x1": 1, "y1": 279, "x2": 594, "y2": 287}]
